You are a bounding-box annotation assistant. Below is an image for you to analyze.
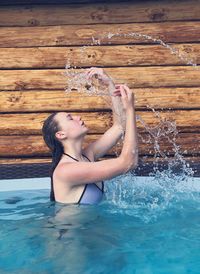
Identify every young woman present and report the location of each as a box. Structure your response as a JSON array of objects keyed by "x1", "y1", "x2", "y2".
[{"x1": 42, "y1": 67, "x2": 138, "y2": 205}]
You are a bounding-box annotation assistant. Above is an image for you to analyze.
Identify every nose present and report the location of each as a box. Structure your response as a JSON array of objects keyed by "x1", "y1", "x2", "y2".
[{"x1": 75, "y1": 115, "x2": 82, "y2": 121}]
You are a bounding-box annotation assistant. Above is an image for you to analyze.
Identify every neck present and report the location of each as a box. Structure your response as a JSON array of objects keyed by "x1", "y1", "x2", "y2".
[{"x1": 62, "y1": 137, "x2": 84, "y2": 160}]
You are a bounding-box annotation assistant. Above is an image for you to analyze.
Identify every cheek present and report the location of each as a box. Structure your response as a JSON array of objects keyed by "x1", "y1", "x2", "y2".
[{"x1": 68, "y1": 123, "x2": 81, "y2": 136}]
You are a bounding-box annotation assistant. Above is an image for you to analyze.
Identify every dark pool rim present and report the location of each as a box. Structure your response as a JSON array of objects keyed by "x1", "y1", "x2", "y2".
[{"x1": 0, "y1": 160, "x2": 199, "y2": 180}]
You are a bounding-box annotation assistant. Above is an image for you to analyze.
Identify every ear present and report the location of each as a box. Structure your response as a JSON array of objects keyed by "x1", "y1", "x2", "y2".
[{"x1": 55, "y1": 131, "x2": 67, "y2": 140}]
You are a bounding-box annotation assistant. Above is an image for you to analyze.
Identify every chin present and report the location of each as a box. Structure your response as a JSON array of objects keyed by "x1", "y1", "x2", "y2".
[
  {"x1": 84, "y1": 126, "x2": 89, "y2": 133},
  {"x1": 80, "y1": 126, "x2": 89, "y2": 136}
]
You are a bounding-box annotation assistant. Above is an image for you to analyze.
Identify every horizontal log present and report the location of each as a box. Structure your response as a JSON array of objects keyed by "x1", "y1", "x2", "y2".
[
  {"x1": 0, "y1": 1, "x2": 200, "y2": 26},
  {"x1": 1, "y1": 87, "x2": 200, "y2": 112},
  {"x1": 0, "y1": 21, "x2": 200, "y2": 47},
  {"x1": 0, "y1": 157, "x2": 53, "y2": 164},
  {"x1": 0, "y1": 112, "x2": 111, "y2": 135},
  {"x1": 0, "y1": 66, "x2": 200, "y2": 91},
  {"x1": 0, "y1": 43, "x2": 199, "y2": 69},
  {"x1": 0, "y1": 110, "x2": 200, "y2": 135},
  {"x1": 0, "y1": 133, "x2": 199, "y2": 157}
]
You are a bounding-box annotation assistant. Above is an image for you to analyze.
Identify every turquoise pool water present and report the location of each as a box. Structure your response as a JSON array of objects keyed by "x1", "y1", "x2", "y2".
[{"x1": 0, "y1": 175, "x2": 199, "y2": 274}]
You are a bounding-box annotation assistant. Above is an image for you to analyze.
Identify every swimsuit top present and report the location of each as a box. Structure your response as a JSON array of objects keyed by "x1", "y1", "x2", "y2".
[{"x1": 61, "y1": 152, "x2": 104, "y2": 205}]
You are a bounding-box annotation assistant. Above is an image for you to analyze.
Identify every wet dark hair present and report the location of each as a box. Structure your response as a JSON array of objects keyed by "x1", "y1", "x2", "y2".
[{"x1": 42, "y1": 112, "x2": 64, "y2": 201}]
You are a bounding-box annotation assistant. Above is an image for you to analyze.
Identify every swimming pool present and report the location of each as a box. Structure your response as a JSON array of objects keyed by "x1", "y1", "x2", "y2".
[{"x1": 0, "y1": 175, "x2": 199, "y2": 274}]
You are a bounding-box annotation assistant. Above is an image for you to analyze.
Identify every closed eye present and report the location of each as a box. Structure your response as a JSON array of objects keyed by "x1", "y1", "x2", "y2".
[{"x1": 67, "y1": 114, "x2": 73, "y2": 120}]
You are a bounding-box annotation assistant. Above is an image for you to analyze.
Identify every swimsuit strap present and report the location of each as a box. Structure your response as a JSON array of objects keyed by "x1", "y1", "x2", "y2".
[
  {"x1": 82, "y1": 154, "x2": 91, "y2": 162},
  {"x1": 63, "y1": 152, "x2": 91, "y2": 162},
  {"x1": 83, "y1": 154, "x2": 104, "y2": 191},
  {"x1": 63, "y1": 152, "x2": 104, "y2": 192},
  {"x1": 63, "y1": 152, "x2": 79, "y2": 162},
  {"x1": 77, "y1": 184, "x2": 88, "y2": 204}
]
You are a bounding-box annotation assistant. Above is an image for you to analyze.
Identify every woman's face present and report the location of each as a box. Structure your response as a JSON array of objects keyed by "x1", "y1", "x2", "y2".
[{"x1": 55, "y1": 112, "x2": 88, "y2": 140}]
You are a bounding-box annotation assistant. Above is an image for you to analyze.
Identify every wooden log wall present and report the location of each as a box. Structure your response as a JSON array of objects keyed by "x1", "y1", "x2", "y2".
[{"x1": 0, "y1": 0, "x2": 200, "y2": 176}]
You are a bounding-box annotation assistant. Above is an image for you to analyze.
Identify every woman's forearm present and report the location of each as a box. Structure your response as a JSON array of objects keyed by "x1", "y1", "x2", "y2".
[
  {"x1": 120, "y1": 107, "x2": 138, "y2": 167},
  {"x1": 107, "y1": 81, "x2": 126, "y2": 130},
  {"x1": 104, "y1": 77, "x2": 138, "y2": 170}
]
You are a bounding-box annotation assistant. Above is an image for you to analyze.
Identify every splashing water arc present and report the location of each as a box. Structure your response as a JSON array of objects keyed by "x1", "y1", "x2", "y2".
[{"x1": 62, "y1": 31, "x2": 198, "y2": 207}]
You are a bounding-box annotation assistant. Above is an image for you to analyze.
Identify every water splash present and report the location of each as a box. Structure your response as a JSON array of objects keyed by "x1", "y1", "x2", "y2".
[
  {"x1": 63, "y1": 31, "x2": 199, "y2": 93},
  {"x1": 63, "y1": 31, "x2": 199, "y2": 125},
  {"x1": 102, "y1": 31, "x2": 199, "y2": 69},
  {"x1": 136, "y1": 106, "x2": 194, "y2": 178},
  {"x1": 62, "y1": 31, "x2": 198, "y2": 213},
  {"x1": 63, "y1": 57, "x2": 127, "y2": 130},
  {"x1": 106, "y1": 105, "x2": 195, "y2": 216}
]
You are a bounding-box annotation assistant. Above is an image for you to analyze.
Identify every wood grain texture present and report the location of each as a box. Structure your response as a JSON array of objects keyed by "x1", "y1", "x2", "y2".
[
  {"x1": 0, "y1": 21, "x2": 200, "y2": 47},
  {"x1": 0, "y1": 66, "x2": 200, "y2": 91},
  {"x1": 1, "y1": 87, "x2": 200, "y2": 111},
  {"x1": 0, "y1": 0, "x2": 199, "y2": 172},
  {"x1": 0, "y1": 133, "x2": 199, "y2": 157},
  {"x1": 0, "y1": 1, "x2": 200, "y2": 26},
  {"x1": 0, "y1": 111, "x2": 200, "y2": 135},
  {"x1": 0, "y1": 44, "x2": 199, "y2": 68}
]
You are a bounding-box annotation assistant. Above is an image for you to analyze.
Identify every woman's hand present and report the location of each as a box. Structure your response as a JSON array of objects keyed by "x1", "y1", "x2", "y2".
[
  {"x1": 84, "y1": 67, "x2": 113, "y2": 86},
  {"x1": 113, "y1": 84, "x2": 135, "y2": 111}
]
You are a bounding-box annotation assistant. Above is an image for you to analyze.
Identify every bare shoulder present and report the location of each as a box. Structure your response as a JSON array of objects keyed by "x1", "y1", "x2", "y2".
[
  {"x1": 54, "y1": 156, "x2": 127, "y2": 188},
  {"x1": 53, "y1": 147, "x2": 94, "y2": 183},
  {"x1": 53, "y1": 162, "x2": 70, "y2": 186}
]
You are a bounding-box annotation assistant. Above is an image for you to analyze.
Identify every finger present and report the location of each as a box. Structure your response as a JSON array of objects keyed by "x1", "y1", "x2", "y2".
[
  {"x1": 113, "y1": 90, "x2": 119, "y2": 94},
  {"x1": 86, "y1": 72, "x2": 91, "y2": 80},
  {"x1": 85, "y1": 68, "x2": 93, "y2": 74},
  {"x1": 86, "y1": 67, "x2": 95, "y2": 74},
  {"x1": 113, "y1": 90, "x2": 121, "y2": 95},
  {"x1": 123, "y1": 85, "x2": 132, "y2": 97},
  {"x1": 113, "y1": 91, "x2": 121, "y2": 96},
  {"x1": 85, "y1": 69, "x2": 92, "y2": 78},
  {"x1": 83, "y1": 69, "x2": 89, "y2": 76},
  {"x1": 90, "y1": 68, "x2": 98, "y2": 73},
  {"x1": 120, "y1": 88, "x2": 126, "y2": 97},
  {"x1": 114, "y1": 92, "x2": 121, "y2": 96},
  {"x1": 88, "y1": 71, "x2": 96, "y2": 79},
  {"x1": 88, "y1": 68, "x2": 99, "y2": 76},
  {"x1": 121, "y1": 85, "x2": 129, "y2": 95},
  {"x1": 122, "y1": 85, "x2": 130, "y2": 92},
  {"x1": 120, "y1": 85, "x2": 126, "y2": 92}
]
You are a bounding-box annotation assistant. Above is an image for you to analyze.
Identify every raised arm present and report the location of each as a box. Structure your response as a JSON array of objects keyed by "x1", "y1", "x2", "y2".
[
  {"x1": 55, "y1": 84, "x2": 138, "y2": 187},
  {"x1": 107, "y1": 80, "x2": 126, "y2": 131},
  {"x1": 83, "y1": 124, "x2": 124, "y2": 161},
  {"x1": 82, "y1": 68, "x2": 126, "y2": 160}
]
